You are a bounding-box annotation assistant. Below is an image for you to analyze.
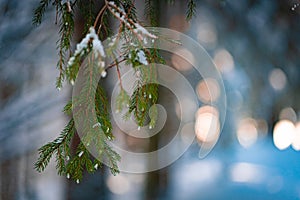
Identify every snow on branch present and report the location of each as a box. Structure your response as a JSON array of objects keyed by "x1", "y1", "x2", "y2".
[
  {"x1": 106, "y1": 0, "x2": 157, "y2": 40},
  {"x1": 68, "y1": 27, "x2": 105, "y2": 67}
]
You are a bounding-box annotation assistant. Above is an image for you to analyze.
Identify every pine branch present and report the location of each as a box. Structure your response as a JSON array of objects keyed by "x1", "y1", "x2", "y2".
[
  {"x1": 59, "y1": 3, "x2": 74, "y2": 49},
  {"x1": 144, "y1": 0, "x2": 160, "y2": 26},
  {"x1": 56, "y1": 48, "x2": 65, "y2": 89},
  {"x1": 56, "y1": 2, "x2": 75, "y2": 88},
  {"x1": 115, "y1": 88, "x2": 130, "y2": 113},
  {"x1": 128, "y1": 82, "x2": 159, "y2": 127},
  {"x1": 100, "y1": 11, "x2": 113, "y2": 39},
  {"x1": 32, "y1": 0, "x2": 53, "y2": 26},
  {"x1": 34, "y1": 119, "x2": 75, "y2": 173},
  {"x1": 103, "y1": 144, "x2": 121, "y2": 175},
  {"x1": 32, "y1": 0, "x2": 188, "y2": 182},
  {"x1": 122, "y1": 0, "x2": 138, "y2": 23},
  {"x1": 65, "y1": 142, "x2": 98, "y2": 182},
  {"x1": 77, "y1": 0, "x2": 96, "y2": 33},
  {"x1": 186, "y1": 0, "x2": 196, "y2": 21},
  {"x1": 56, "y1": 145, "x2": 66, "y2": 175},
  {"x1": 67, "y1": 49, "x2": 120, "y2": 179},
  {"x1": 95, "y1": 84, "x2": 114, "y2": 140}
]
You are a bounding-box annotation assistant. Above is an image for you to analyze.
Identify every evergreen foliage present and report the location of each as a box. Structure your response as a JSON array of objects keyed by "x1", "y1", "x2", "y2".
[
  {"x1": 186, "y1": 0, "x2": 197, "y2": 21},
  {"x1": 33, "y1": 0, "x2": 196, "y2": 182}
]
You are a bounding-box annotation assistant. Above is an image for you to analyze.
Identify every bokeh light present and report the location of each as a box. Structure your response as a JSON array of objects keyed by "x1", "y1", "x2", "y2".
[
  {"x1": 195, "y1": 106, "x2": 220, "y2": 144},
  {"x1": 268, "y1": 68, "x2": 287, "y2": 91},
  {"x1": 230, "y1": 162, "x2": 263, "y2": 183},
  {"x1": 171, "y1": 48, "x2": 195, "y2": 72},
  {"x1": 106, "y1": 174, "x2": 130, "y2": 195},
  {"x1": 196, "y1": 105, "x2": 219, "y2": 117},
  {"x1": 273, "y1": 120, "x2": 295, "y2": 150},
  {"x1": 279, "y1": 107, "x2": 297, "y2": 123},
  {"x1": 236, "y1": 118, "x2": 258, "y2": 148},
  {"x1": 292, "y1": 122, "x2": 300, "y2": 151},
  {"x1": 213, "y1": 49, "x2": 234, "y2": 73},
  {"x1": 2, "y1": 1, "x2": 300, "y2": 200},
  {"x1": 197, "y1": 23, "x2": 217, "y2": 48},
  {"x1": 256, "y1": 119, "x2": 268, "y2": 137},
  {"x1": 196, "y1": 78, "x2": 220, "y2": 103}
]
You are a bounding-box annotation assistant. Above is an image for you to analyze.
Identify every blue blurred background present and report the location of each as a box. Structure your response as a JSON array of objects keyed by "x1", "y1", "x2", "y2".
[{"x1": 0, "y1": 0, "x2": 300, "y2": 199}]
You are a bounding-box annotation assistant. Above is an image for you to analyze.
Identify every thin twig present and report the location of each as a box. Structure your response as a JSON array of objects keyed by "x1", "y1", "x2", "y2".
[
  {"x1": 94, "y1": 4, "x2": 108, "y2": 28},
  {"x1": 105, "y1": 0, "x2": 144, "y2": 42},
  {"x1": 116, "y1": 64, "x2": 123, "y2": 90},
  {"x1": 97, "y1": 10, "x2": 107, "y2": 35},
  {"x1": 107, "y1": 58, "x2": 126, "y2": 69}
]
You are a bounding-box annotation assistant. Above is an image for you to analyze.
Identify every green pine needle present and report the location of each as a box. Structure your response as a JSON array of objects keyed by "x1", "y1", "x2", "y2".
[
  {"x1": 186, "y1": 0, "x2": 196, "y2": 21},
  {"x1": 32, "y1": 0, "x2": 52, "y2": 26},
  {"x1": 33, "y1": 0, "x2": 193, "y2": 182},
  {"x1": 34, "y1": 119, "x2": 75, "y2": 173}
]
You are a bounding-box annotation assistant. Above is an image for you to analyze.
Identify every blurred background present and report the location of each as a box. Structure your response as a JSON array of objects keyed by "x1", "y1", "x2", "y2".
[{"x1": 1, "y1": 0, "x2": 300, "y2": 199}]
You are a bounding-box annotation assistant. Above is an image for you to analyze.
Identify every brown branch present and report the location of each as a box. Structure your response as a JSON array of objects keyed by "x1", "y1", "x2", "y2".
[
  {"x1": 107, "y1": 58, "x2": 126, "y2": 69},
  {"x1": 94, "y1": 4, "x2": 108, "y2": 29},
  {"x1": 116, "y1": 64, "x2": 123, "y2": 90},
  {"x1": 105, "y1": 0, "x2": 144, "y2": 42}
]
